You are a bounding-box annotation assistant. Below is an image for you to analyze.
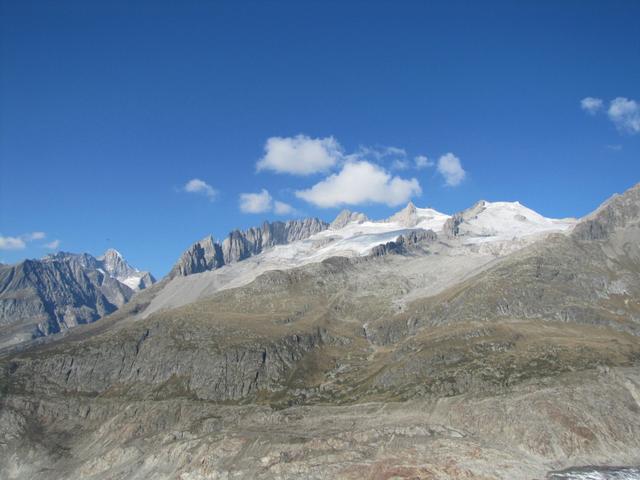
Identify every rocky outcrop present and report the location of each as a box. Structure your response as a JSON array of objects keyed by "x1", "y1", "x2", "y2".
[
  {"x1": 171, "y1": 217, "x2": 329, "y2": 277},
  {"x1": 369, "y1": 229, "x2": 438, "y2": 256},
  {"x1": 170, "y1": 235, "x2": 224, "y2": 277},
  {"x1": 387, "y1": 201, "x2": 419, "y2": 227},
  {"x1": 6, "y1": 321, "x2": 330, "y2": 402},
  {"x1": 572, "y1": 182, "x2": 640, "y2": 241},
  {"x1": 443, "y1": 213, "x2": 463, "y2": 238},
  {"x1": 329, "y1": 209, "x2": 369, "y2": 229},
  {"x1": 442, "y1": 200, "x2": 489, "y2": 238}
]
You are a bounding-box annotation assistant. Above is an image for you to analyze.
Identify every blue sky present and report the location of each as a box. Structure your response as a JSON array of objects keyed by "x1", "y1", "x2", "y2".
[{"x1": 1, "y1": 0, "x2": 639, "y2": 276}]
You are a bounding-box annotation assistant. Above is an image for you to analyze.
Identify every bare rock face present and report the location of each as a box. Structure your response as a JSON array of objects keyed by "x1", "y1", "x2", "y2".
[
  {"x1": 0, "y1": 250, "x2": 154, "y2": 349},
  {"x1": 171, "y1": 217, "x2": 329, "y2": 277},
  {"x1": 223, "y1": 218, "x2": 329, "y2": 261},
  {"x1": 369, "y1": 229, "x2": 438, "y2": 256},
  {"x1": 98, "y1": 249, "x2": 155, "y2": 290},
  {"x1": 387, "y1": 201, "x2": 419, "y2": 227},
  {"x1": 170, "y1": 235, "x2": 224, "y2": 277},
  {"x1": 443, "y1": 200, "x2": 488, "y2": 238},
  {"x1": 0, "y1": 254, "x2": 126, "y2": 347},
  {"x1": 443, "y1": 213, "x2": 464, "y2": 238},
  {"x1": 572, "y1": 182, "x2": 640, "y2": 241},
  {"x1": 329, "y1": 209, "x2": 369, "y2": 229},
  {"x1": 100, "y1": 249, "x2": 134, "y2": 279}
]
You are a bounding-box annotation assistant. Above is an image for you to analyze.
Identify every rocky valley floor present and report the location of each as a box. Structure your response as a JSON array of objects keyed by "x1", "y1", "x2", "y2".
[{"x1": 2, "y1": 366, "x2": 640, "y2": 479}]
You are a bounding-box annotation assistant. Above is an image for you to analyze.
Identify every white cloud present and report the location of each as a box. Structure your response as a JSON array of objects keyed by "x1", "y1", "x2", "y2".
[
  {"x1": 239, "y1": 189, "x2": 299, "y2": 215},
  {"x1": 414, "y1": 155, "x2": 434, "y2": 169},
  {"x1": 606, "y1": 144, "x2": 623, "y2": 151},
  {"x1": 391, "y1": 159, "x2": 410, "y2": 170},
  {"x1": 382, "y1": 146, "x2": 406, "y2": 157},
  {"x1": 0, "y1": 235, "x2": 26, "y2": 250},
  {"x1": 351, "y1": 147, "x2": 434, "y2": 172},
  {"x1": 184, "y1": 178, "x2": 218, "y2": 200},
  {"x1": 351, "y1": 145, "x2": 411, "y2": 172},
  {"x1": 0, "y1": 231, "x2": 52, "y2": 250},
  {"x1": 608, "y1": 97, "x2": 640, "y2": 134},
  {"x1": 437, "y1": 153, "x2": 466, "y2": 187},
  {"x1": 581, "y1": 96, "x2": 640, "y2": 135},
  {"x1": 23, "y1": 231, "x2": 46, "y2": 241},
  {"x1": 257, "y1": 135, "x2": 342, "y2": 175},
  {"x1": 273, "y1": 200, "x2": 296, "y2": 215},
  {"x1": 44, "y1": 239, "x2": 61, "y2": 249},
  {"x1": 580, "y1": 97, "x2": 603, "y2": 115},
  {"x1": 295, "y1": 161, "x2": 421, "y2": 208},
  {"x1": 239, "y1": 189, "x2": 273, "y2": 213},
  {"x1": 355, "y1": 145, "x2": 407, "y2": 161}
]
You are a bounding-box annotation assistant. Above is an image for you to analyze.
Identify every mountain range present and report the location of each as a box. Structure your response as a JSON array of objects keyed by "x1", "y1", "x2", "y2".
[
  {"x1": 1, "y1": 183, "x2": 639, "y2": 479},
  {"x1": 0, "y1": 249, "x2": 154, "y2": 349},
  {"x1": 169, "y1": 217, "x2": 329, "y2": 277}
]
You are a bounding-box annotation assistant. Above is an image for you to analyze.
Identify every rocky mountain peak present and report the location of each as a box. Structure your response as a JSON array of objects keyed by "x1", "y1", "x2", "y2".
[
  {"x1": 467, "y1": 200, "x2": 488, "y2": 217},
  {"x1": 387, "y1": 201, "x2": 419, "y2": 227},
  {"x1": 330, "y1": 209, "x2": 369, "y2": 230},
  {"x1": 443, "y1": 199, "x2": 577, "y2": 241},
  {"x1": 99, "y1": 248, "x2": 134, "y2": 277},
  {"x1": 41, "y1": 251, "x2": 99, "y2": 271},
  {"x1": 171, "y1": 217, "x2": 330, "y2": 278},
  {"x1": 572, "y1": 182, "x2": 640, "y2": 241},
  {"x1": 95, "y1": 249, "x2": 155, "y2": 291},
  {"x1": 103, "y1": 248, "x2": 123, "y2": 259},
  {"x1": 442, "y1": 200, "x2": 488, "y2": 237}
]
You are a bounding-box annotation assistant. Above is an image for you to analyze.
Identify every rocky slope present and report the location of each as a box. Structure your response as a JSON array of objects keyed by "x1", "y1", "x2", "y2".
[
  {"x1": 0, "y1": 250, "x2": 154, "y2": 349},
  {"x1": 0, "y1": 183, "x2": 639, "y2": 479}
]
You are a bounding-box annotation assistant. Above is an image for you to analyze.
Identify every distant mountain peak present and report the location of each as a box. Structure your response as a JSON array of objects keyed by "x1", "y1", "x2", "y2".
[
  {"x1": 443, "y1": 198, "x2": 576, "y2": 241},
  {"x1": 101, "y1": 248, "x2": 124, "y2": 259},
  {"x1": 387, "y1": 201, "x2": 420, "y2": 227},
  {"x1": 97, "y1": 248, "x2": 155, "y2": 291},
  {"x1": 41, "y1": 250, "x2": 152, "y2": 289},
  {"x1": 0, "y1": 249, "x2": 155, "y2": 347},
  {"x1": 330, "y1": 210, "x2": 369, "y2": 230}
]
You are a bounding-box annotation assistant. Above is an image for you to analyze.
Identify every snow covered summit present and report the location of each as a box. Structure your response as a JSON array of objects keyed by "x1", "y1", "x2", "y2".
[
  {"x1": 444, "y1": 200, "x2": 576, "y2": 244},
  {"x1": 98, "y1": 248, "x2": 155, "y2": 291}
]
